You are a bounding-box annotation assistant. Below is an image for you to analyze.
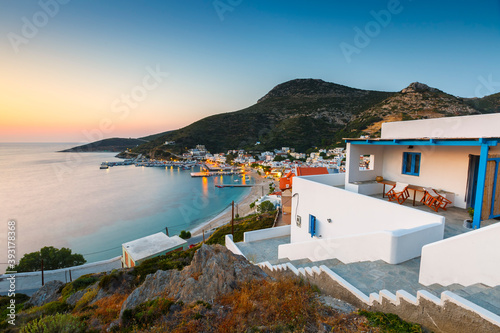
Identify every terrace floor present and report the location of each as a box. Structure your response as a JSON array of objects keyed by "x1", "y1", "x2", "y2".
[{"x1": 236, "y1": 197, "x2": 500, "y2": 316}]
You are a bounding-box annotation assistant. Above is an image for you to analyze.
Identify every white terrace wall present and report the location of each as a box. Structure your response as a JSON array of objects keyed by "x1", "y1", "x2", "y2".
[
  {"x1": 381, "y1": 145, "x2": 481, "y2": 209},
  {"x1": 419, "y1": 223, "x2": 500, "y2": 287},
  {"x1": 286, "y1": 176, "x2": 444, "y2": 263},
  {"x1": 346, "y1": 144, "x2": 385, "y2": 184},
  {"x1": 279, "y1": 223, "x2": 443, "y2": 264},
  {"x1": 381, "y1": 113, "x2": 500, "y2": 139}
]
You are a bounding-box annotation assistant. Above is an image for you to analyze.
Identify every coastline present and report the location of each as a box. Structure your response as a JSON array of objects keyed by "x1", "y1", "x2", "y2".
[{"x1": 191, "y1": 171, "x2": 273, "y2": 237}]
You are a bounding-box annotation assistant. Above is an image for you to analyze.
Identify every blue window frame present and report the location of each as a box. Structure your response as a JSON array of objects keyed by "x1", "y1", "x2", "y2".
[
  {"x1": 402, "y1": 152, "x2": 421, "y2": 176},
  {"x1": 308, "y1": 215, "x2": 316, "y2": 237}
]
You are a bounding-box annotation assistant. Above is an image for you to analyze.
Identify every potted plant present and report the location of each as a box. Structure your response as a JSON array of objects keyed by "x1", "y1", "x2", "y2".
[{"x1": 464, "y1": 207, "x2": 474, "y2": 229}]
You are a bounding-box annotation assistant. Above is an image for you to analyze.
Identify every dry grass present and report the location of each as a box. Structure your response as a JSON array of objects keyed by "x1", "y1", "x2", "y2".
[{"x1": 92, "y1": 293, "x2": 128, "y2": 325}]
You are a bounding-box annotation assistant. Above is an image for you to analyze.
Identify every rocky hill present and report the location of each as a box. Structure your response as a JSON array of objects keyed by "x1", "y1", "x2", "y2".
[
  {"x1": 128, "y1": 79, "x2": 500, "y2": 157},
  {"x1": 130, "y1": 79, "x2": 394, "y2": 155},
  {"x1": 65, "y1": 79, "x2": 500, "y2": 156},
  {"x1": 355, "y1": 82, "x2": 480, "y2": 136}
]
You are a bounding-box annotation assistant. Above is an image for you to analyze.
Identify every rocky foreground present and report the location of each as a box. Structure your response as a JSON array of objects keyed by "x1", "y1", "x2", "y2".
[{"x1": 10, "y1": 245, "x2": 419, "y2": 332}]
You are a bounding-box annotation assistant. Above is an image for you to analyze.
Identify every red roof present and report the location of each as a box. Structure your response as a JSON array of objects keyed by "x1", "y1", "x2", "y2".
[{"x1": 296, "y1": 167, "x2": 329, "y2": 176}]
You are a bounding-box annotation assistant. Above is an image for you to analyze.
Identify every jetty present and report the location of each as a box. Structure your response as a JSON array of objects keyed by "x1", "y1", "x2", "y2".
[
  {"x1": 215, "y1": 184, "x2": 255, "y2": 188},
  {"x1": 191, "y1": 171, "x2": 242, "y2": 177}
]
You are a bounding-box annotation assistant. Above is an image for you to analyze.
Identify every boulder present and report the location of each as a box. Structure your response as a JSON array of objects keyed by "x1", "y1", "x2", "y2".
[
  {"x1": 26, "y1": 280, "x2": 64, "y2": 307},
  {"x1": 121, "y1": 244, "x2": 267, "y2": 317}
]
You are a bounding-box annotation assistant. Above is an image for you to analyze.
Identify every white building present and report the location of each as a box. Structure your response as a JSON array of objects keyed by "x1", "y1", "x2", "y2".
[
  {"x1": 275, "y1": 113, "x2": 500, "y2": 286},
  {"x1": 122, "y1": 233, "x2": 187, "y2": 268}
]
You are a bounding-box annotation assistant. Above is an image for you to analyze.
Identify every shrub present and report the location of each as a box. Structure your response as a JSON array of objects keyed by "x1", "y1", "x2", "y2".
[
  {"x1": 179, "y1": 230, "x2": 192, "y2": 239},
  {"x1": 257, "y1": 200, "x2": 275, "y2": 214},
  {"x1": 60, "y1": 274, "x2": 99, "y2": 301},
  {"x1": 98, "y1": 269, "x2": 124, "y2": 290},
  {"x1": 20, "y1": 313, "x2": 85, "y2": 333},
  {"x1": 359, "y1": 310, "x2": 423, "y2": 332},
  {"x1": 132, "y1": 246, "x2": 198, "y2": 284},
  {"x1": 25, "y1": 301, "x2": 73, "y2": 316},
  {"x1": 121, "y1": 298, "x2": 174, "y2": 328},
  {"x1": 74, "y1": 287, "x2": 98, "y2": 311}
]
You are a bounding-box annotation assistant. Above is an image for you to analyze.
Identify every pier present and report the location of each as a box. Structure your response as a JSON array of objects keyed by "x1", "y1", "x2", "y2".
[
  {"x1": 190, "y1": 171, "x2": 242, "y2": 177},
  {"x1": 214, "y1": 184, "x2": 256, "y2": 188}
]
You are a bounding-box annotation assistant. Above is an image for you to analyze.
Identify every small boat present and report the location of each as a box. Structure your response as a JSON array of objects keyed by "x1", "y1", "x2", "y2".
[
  {"x1": 215, "y1": 185, "x2": 223, "y2": 188},
  {"x1": 100, "y1": 163, "x2": 109, "y2": 169}
]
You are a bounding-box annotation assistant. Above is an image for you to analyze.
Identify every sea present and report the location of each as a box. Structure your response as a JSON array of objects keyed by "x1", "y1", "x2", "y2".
[{"x1": 0, "y1": 143, "x2": 252, "y2": 271}]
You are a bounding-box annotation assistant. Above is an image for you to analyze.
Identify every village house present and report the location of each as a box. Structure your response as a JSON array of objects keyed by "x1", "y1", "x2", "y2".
[
  {"x1": 121, "y1": 232, "x2": 187, "y2": 268},
  {"x1": 276, "y1": 113, "x2": 500, "y2": 286}
]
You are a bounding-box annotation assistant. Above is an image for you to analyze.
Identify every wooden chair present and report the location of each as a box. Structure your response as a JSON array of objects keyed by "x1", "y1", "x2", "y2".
[
  {"x1": 421, "y1": 188, "x2": 452, "y2": 212},
  {"x1": 386, "y1": 182, "x2": 410, "y2": 204}
]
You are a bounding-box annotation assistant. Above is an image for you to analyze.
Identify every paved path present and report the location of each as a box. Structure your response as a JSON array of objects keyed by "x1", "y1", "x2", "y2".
[{"x1": 0, "y1": 256, "x2": 122, "y2": 296}]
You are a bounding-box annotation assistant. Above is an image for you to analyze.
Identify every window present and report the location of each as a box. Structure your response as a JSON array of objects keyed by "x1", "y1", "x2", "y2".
[
  {"x1": 308, "y1": 215, "x2": 316, "y2": 237},
  {"x1": 359, "y1": 154, "x2": 374, "y2": 171},
  {"x1": 402, "y1": 152, "x2": 421, "y2": 176}
]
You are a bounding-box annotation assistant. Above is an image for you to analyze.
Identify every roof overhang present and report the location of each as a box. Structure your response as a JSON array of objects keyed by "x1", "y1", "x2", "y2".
[{"x1": 344, "y1": 138, "x2": 500, "y2": 147}]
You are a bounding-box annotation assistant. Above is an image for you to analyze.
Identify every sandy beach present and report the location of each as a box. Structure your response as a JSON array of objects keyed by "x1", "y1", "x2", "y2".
[{"x1": 191, "y1": 171, "x2": 274, "y2": 236}]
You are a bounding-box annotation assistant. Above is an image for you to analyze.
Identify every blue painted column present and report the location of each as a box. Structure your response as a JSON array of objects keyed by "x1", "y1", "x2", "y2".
[{"x1": 473, "y1": 143, "x2": 489, "y2": 229}]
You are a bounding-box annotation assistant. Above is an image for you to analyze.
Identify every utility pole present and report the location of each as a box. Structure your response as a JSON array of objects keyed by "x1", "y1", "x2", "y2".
[
  {"x1": 231, "y1": 200, "x2": 235, "y2": 236},
  {"x1": 165, "y1": 227, "x2": 169, "y2": 236},
  {"x1": 69, "y1": 269, "x2": 72, "y2": 282},
  {"x1": 203, "y1": 229, "x2": 205, "y2": 243},
  {"x1": 41, "y1": 258, "x2": 44, "y2": 286}
]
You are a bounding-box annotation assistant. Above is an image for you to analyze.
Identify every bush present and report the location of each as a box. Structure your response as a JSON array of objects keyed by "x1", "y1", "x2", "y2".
[
  {"x1": 121, "y1": 298, "x2": 174, "y2": 329},
  {"x1": 206, "y1": 212, "x2": 274, "y2": 245},
  {"x1": 132, "y1": 246, "x2": 198, "y2": 284},
  {"x1": 359, "y1": 310, "x2": 423, "y2": 332},
  {"x1": 179, "y1": 230, "x2": 192, "y2": 239},
  {"x1": 257, "y1": 200, "x2": 275, "y2": 214},
  {"x1": 20, "y1": 313, "x2": 85, "y2": 333},
  {"x1": 60, "y1": 274, "x2": 99, "y2": 301}
]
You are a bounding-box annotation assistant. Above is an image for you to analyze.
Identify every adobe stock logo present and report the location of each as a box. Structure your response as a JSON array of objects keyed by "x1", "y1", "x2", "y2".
[
  {"x1": 7, "y1": 0, "x2": 71, "y2": 54},
  {"x1": 213, "y1": 0, "x2": 243, "y2": 21},
  {"x1": 340, "y1": 0, "x2": 410, "y2": 64}
]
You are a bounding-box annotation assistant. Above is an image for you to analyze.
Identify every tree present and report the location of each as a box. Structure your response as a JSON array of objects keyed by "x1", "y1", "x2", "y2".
[
  {"x1": 12, "y1": 246, "x2": 86, "y2": 273},
  {"x1": 226, "y1": 153, "x2": 235, "y2": 164},
  {"x1": 257, "y1": 200, "x2": 276, "y2": 214},
  {"x1": 179, "y1": 230, "x2": 191, "y2": 239}
]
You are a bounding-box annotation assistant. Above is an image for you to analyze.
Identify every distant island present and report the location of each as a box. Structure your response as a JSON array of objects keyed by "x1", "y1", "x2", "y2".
[{"x1": 59, "y1": 138, "x2": 149, "y2": 153}]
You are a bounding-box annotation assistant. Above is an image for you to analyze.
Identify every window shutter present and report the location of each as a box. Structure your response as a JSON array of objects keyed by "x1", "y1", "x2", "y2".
[{"x1": 309, "y1": 214, "x2": 316, "y2": 237}]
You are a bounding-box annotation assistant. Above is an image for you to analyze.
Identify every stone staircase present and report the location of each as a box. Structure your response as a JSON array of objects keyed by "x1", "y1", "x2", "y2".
[
  {"x1": 257, "y1": 260, "x2": 500, "y2": 332},
  {"x1": 266, "y1": 256, "x2": 500, "y2": 317}
]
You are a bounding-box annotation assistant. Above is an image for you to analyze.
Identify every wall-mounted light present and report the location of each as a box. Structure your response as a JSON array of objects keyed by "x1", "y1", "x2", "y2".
[
  {"x1": 327, "y1": 218, "x2": 332, "y2": 223},
  {"x1": 407, "y1": 145, "x2": 414, "y2": 149}
]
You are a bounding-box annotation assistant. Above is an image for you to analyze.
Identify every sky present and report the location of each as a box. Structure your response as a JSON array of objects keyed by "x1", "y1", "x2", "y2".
[{"x1": 1, "y1": 0, "x2": 500, "y2": 142}]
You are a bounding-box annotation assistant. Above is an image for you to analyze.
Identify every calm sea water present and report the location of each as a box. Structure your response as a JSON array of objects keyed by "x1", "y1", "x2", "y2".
[{"x1": 0, "y1": 143, "x2": 251, "y2": 270}]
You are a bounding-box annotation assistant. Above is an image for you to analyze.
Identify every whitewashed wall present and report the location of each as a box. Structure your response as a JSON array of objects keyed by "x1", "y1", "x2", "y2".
[
  {"x1": 382, "y1": 114, "x2": 500, "y2": 139},
  {"x1": 287, "y1": 176, "x2": 444, "y2": 263},
  {"x1": 279, "y1": 222, "x2": 443, "y2": 264},
  {"x1": 380, "y1": 145, "x2": 480, "y2": 208},
  {"x1": 346, "y1": 144, "x2": 385, "y2": 184},
  {"x1": 225, "y1": 234, "x2": 246, "y2": 258},
  {"x1": 291, "y1": 176, "x2": 444, "y2": 244},
  {"x1": 244, "y1": 225, "x2": 290, "y2": 242},
  {"x1": 419, "y1": 223, "x2": 500, "y2": 287}
]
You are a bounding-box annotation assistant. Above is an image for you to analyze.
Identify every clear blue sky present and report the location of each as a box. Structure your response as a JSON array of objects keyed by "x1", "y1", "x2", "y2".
[{"x1": 1, "y1": 0, "x2": 499, "y2": 141}]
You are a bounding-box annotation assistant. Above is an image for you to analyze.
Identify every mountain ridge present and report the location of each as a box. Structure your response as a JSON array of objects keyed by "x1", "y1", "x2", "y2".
[{"x1": 65, "y1": 79, "x2": 500, "y2": 156}]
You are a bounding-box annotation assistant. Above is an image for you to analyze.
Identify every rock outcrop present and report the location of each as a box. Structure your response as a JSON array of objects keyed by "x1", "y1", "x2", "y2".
[
  {"x1": 120, "y1": 244, "x2": 268, "y2": 316},
  {"x1": 26, "y1": 280, "x2": 64, "y2": 307}
]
